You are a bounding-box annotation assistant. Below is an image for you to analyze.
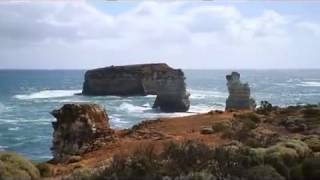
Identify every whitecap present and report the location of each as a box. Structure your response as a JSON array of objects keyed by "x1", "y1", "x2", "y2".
[
  {"x1": 14, "y1": 90, "x2": 82, "y2": 100},
  {"x1": 0, "y1": 102, "x2": 9, "y2": 114},
  {"x1": 109, "y1": 116, "x2": 130, "y2": 128},
  {"x1": 145, "y1": 95, "x2": 157, "y2": 98},
  {"x1": 142, "y1": 103, "x2": 151, "y2": 107},
  {"x1": 0, "y1": 118, "x2": 51, "y2": 124},
  {"x1": 47, "y1": 99, "x2": 90, "y2": 103},
  {"x1": 8, "y1": 127, "x2": 20, "y2": 131},
  {"x1": 118, "y1": 102, "x2": 150, "y2": 113},
  {"x1": 189, "y1": 89, "x2": 227, "y2": 99},
  {"x1": 141, "y1": 112, "x2": 196, "y2": 119},
  {"x1": 0, "y1": 145, "x2": 8, "y2": 151},
  {"x1": 189, "y1": 104, "x2": 224, "y2": 113},
  {"x1": 297, "y1": 81, "x2": 320, "y2": 87}
]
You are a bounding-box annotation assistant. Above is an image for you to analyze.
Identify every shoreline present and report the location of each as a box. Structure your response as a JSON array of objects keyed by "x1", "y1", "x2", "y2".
[{"x1": 1, "y1": 103, "x2": 320, "y2": 180}]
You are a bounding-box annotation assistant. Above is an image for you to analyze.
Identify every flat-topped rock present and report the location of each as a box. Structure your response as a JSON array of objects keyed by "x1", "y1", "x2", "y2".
[
  {"x1": 51, "y1": 104, "x2": 113, "y2": 163},
  {"x1": 82, "y1": 63, "x2": 185, "y2": 96},
  {"x1": 82, "y1": 63, "x2": 190, "y2": 112},
  {"x1": 225, "y1": 72, "x2": 256, "y2": 111}
]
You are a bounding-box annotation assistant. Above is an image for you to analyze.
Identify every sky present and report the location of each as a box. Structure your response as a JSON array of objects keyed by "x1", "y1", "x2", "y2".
[{"x1": 0, "y1": 0, "x2": 320, "y2": 69}]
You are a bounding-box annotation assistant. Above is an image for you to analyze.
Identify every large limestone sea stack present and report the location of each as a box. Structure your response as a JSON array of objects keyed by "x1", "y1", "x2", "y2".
[
  {"x1": 82, "y1": 63, "x2": 190, "y2": 112},
  {"x1": 225, "y1": 72, "x2": 256, "y2": 111}
]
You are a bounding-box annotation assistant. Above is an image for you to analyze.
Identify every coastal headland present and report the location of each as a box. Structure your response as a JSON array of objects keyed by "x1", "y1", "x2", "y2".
[{"x1": 0, "y1": 66, "x2": 319, "y2": 180}]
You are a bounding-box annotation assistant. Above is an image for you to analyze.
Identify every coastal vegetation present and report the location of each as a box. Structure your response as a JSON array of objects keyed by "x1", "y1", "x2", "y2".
[
  {"x1": 57, "y1": 102, "x2": 320, "y2": 180},
  {"x1": 0, "y1": 152, "x2": 40, "y2": 180}
]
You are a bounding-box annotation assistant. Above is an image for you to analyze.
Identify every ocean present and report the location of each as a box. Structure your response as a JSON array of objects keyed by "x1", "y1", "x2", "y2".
[{"x1": 0, "y1": 69, "x2": 319, "y2": 162}]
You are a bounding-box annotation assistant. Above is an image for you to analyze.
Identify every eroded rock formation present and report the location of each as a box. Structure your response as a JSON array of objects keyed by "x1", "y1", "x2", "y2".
[
  {"x1": 51, "y1": 104, "x2": 113, "y2": 163},
  {"x1": 226, "y1": 72, "x2": 256, "y2": 111},
  {"x1": 153, "y1": 91, "x2": 190, "y2": 112},
  {"x1": 82, "y1": 63, "x2": 190, "y2": 112}
]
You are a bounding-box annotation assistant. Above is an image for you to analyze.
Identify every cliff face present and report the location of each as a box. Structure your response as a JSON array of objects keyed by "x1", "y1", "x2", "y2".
[
  {"x1": 83, "y1": 63, "x2": 185, "y2": 96},
  {"x1": 51, "y1": 104, "x2": 113, "y2": 163},
  {"x1": 82, "y1": 63, "x2": 190, "y2": 112},
  {"x1": 225, "y1": 72, "x2": 256, "y2": 111}
]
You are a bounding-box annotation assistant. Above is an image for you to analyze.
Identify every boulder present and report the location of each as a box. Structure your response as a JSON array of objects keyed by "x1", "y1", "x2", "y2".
[
  {"x1": 225, "y1": 72, "x2": 256, "y2": 111},
  {"x1": 51, "y1": 104, "x2": 113, "y2": 163},
  {"x1": 200, "y1": 127, "x2": 215, "y2": 134}
]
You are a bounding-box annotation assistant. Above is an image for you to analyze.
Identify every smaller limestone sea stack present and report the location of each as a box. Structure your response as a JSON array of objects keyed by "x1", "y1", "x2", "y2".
[
  {"x1": 51, "y1": 104, "x2": 113, "y2": 163},
  {"x1": 225, "y1": 72, "x2": 256, "y2": 111}
]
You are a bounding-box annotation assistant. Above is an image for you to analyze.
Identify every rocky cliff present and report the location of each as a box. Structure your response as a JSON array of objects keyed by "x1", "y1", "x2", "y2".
[
  {"x1": 83, "y1": 63, "x2": 184, "y2": 95},
  {"x1": 51, "y1": 104, "x2": 113, "y2": 163},
  {"x1": 82, "y1": 63, "x2": 190, "y2": 112},
  {"x1": 225, "y1": 72, "x2": 256, "y2": 111}
]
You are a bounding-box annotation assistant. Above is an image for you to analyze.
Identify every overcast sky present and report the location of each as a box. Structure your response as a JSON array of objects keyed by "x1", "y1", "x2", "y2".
[{"x1": 0, "y1": 1, "x2": 320, "y2": 69}]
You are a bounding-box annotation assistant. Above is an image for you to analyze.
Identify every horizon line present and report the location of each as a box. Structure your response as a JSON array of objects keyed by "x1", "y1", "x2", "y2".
[{"x1": 0, "y1": 68, "x2": 320, "y2": 71}]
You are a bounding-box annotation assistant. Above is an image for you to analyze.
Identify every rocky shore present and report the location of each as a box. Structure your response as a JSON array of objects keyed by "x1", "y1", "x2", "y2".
[
  {"x1": 1, "y1": 103, "x2": 319, "y2": 180},
  {"x1": 1, "y1": 71, "x2": 319, "y2": 180}
]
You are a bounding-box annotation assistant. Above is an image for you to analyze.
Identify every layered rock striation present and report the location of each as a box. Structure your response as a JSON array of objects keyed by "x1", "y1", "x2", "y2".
[
  {"x1": 225, "y1": 72, "x2": 256, "y2": 111},
  {"x1": 51, "y1": 104, "x2": 113, "y2": 163},
  {"x1": 82, "y1": 63, "x2": 190, "y2": 112}
]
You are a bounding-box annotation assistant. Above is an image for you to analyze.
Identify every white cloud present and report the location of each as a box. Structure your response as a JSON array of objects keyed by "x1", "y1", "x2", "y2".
[{"x1": 0, "y1": 1, "x2": 319, "y2": 69}]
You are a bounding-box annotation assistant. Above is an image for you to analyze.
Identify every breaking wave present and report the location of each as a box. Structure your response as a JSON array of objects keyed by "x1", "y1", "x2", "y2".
[
  {"x1": 118, "y1": 102, "x2": 150, "y2": 113},
  {"x1": 14, "y1": 90, "x2": 82, "y2": 100},
  {"x1": 297, "y1": 81, "x2": 320, "y2": 87},
  {"x1": 189, "y1": 89, "x2": 227, "y2": 99}
]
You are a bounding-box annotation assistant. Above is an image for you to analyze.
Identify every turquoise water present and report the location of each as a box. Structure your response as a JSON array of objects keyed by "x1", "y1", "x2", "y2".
[{"x1": 0, "y1": 70, "x2": 319, "y2": 161}]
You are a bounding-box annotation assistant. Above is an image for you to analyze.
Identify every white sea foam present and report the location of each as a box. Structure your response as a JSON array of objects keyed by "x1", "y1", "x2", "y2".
[
  {"x1": 142, "y1": 103, "x2": 151, "y2": 107},
  {"x1": 14, "y1": 90, "x2": 82, "y2": 100},
  {"x1": 119, "y1": 102, "x2": 150, "y2": 113},
  {"x1": 0, "y1": 118, "x2": 51, "y2": 124},
  {"x1": 189, "y1": 104, "x2": 223, "y2": 113},
  {"x1": 8, "y1": 127, "x2": 20, "y2": 131},
  {"x1": 0, "y1": 103, "x2": 5, "y2": 113},
  {"x1": 298, "y1": 81, "x2": 320, "y2": 87},
  {"x1": 0, "y1": 145, "x2": 8, "y2": 151},
  {"x1": 189, "y1": 89, "x2": 227, "y2": 99}
]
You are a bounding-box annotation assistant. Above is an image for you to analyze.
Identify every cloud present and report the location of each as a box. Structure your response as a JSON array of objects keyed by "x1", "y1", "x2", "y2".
[
  {"x1": 0, "y1": 2, "x2": 114, "y2": 46},
  {"x1": 0, "y1": 1, "x2": 319, "y2": 69}
]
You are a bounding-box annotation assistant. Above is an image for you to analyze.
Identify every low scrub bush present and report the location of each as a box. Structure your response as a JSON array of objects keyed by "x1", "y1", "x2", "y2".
[{"x1": 0, "y1": 152, "x2": 40, "y2": 180}]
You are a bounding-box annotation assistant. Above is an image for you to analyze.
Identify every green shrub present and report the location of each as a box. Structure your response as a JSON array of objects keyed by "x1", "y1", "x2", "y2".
[
  {"x1": 96, "y1": 144, "x2": 163, "y2": 180},
  {"x1": 36, "y1": 163, "x2": 52, "y2": 177},
  {"x1": 209, "y1": 141, "x2": 253, "y2": 178},
  {"x1": 211, "y1": 121, "x2": 231, "y2": 132},
  {"x1": 162, "y1": 140, "x2": 213, "y2": 175},
  {"x1": 235, "y1": 112, "x2": 261, "y2": 123},
  {"x1": 302, "y1": 158, "x2": 320, "y2": 180},
  {"x1": 290, "y1": 164, "x2": 304, "y2": 180},
  {"x1": 246, "y1": 165, "x2": 285, "y2": 180},
  {"x1": 301, "y1": 107, "x2": 320, "y2": 118},
  {"x1": 256, "y1": 101, "x2": 273, "y2": 115},
  {"x1": 264, "y1": 139, "x2": 311, "y2": 179},
  {"x1": 0, "y1": 152, "x2": 40, "y2": 180},
  {"x1": 62, "y1": 169, "x2": 94, "y2": 180}
]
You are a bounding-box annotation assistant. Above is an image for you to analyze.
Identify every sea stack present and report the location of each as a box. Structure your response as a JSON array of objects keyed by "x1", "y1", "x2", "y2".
[
  {"x1": 82, "y1": 63, "x2": 190, "y2": 112},
  {"x1": 225, "y1": 72, "x2": 256, "y2": 111},
  {"x1": 51, "y1": 104, "x2": 113, "y2": 163}
]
